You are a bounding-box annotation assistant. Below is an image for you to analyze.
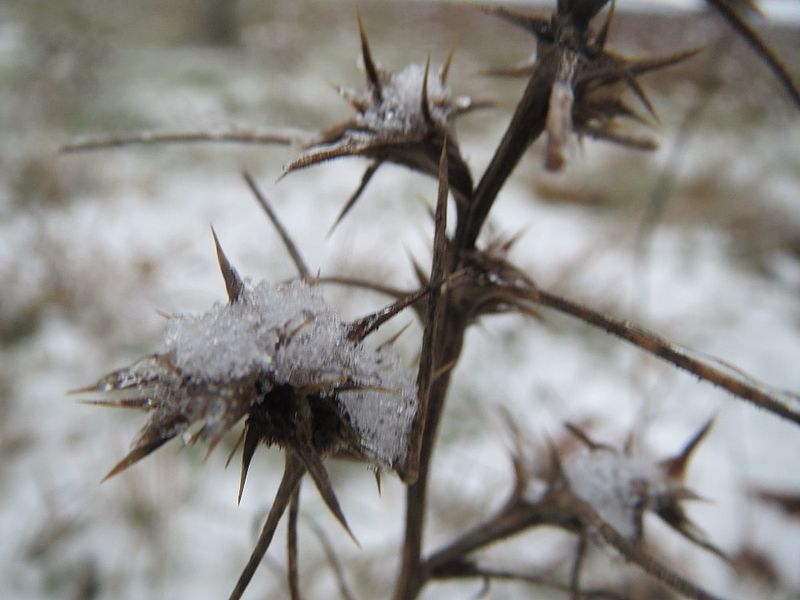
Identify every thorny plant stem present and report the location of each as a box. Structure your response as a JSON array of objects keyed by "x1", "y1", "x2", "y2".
[
  {"x1": 705, "y1": 0, "x2": 800, "y2": 108},
  {"x1": 534, "y1": 288, "x2": 800, "y2": 424},
  {"x1": 422, "y1": 496, "x2": 568, "y2": 577},
  {"x1": 395, "y1": 143, "x2": 455, "y2": 599},
  {"x1": 399, "y1": 21, "x2": 563, "y2": 600},
  {"x1": 572, "y1": 496, "x2": 726, "y2": 600},
  {"x1": 457, "y1": 44, "x2": 559, "y2": 250},
  {"x1": 395, "y1": 353, "x2": 463, "y2": 599}
]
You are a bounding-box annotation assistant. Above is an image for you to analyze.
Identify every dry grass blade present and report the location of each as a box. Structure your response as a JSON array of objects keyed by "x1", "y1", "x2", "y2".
[
  {"x1": 59, "y1": 128, "x2": 302, "y2": 153},
  {"x1": 316, "y1": 275, "x2": 411, "y2": 300},
  {"x1": 229, "y1": 452, "x2": 306, "y2": 600},
  {"x1": 243, "y1": 171, "x2": 311, "y2": 279}
]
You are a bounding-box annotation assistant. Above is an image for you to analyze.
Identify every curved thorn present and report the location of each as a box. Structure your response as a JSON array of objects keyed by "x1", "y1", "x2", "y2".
[
  {"x1": 596, "y1": 0, "x2": 616, "y2": 49},
  {"x1": 102, "y1": 431, "x2": 178, "y2": 482},
  {"x1": 421, "y1": 56, "x2": 434, "y2": 128},
  {"x1": 225, "y1": 427, "x2": 246, "y2": 469},
  {"x1": 660, "y1": 416, "x2": 715, "y2": 480}
]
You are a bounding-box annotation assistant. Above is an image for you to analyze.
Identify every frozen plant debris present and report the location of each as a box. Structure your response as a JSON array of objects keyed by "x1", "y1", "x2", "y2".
[{"x1": 283, "y1": 13, "x2": 484, "y2": 231}]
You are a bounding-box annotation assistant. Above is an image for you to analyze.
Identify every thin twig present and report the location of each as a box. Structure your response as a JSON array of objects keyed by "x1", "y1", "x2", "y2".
[
  {"x1": 308, "y1": 518, "x2": 357, "y2": 600},
  {"x1": 287, "y1": 486, "x2": 302, "y2": 600},
  {"x1": 60, "y1": 127, "x2": 304, "y2": 153},
  {"x1": 316, "y1": 276, "x2": 411, "y2": 299},
  {"x1": 532, "y1": 288, "x2": 800, "y2": 425},
  {"x1": 243, "y1": 171, "x2": 311, "y2": 279}
]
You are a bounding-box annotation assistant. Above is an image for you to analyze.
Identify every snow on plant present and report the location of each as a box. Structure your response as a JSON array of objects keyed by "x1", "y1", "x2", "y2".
[{"x1": 558, "y1": 420, "x2": 724, "y2": 557}]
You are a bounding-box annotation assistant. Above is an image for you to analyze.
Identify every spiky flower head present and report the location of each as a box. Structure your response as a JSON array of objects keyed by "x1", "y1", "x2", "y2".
[
  {"x1": 79, "y1": 230, "x2": 418, "y2": 481},
  {"x1": 474, "y1": 1, "x2": 699, "y2": 170},
  {"x1": 76, "y1": 230, "x2": 420, "y2": 596},
  {"x1": 543, "y1": 420, "x2": 725, "y2": 557},
  {"x1": 283, "y1": 13, "x2": 483, "y2": 230}
]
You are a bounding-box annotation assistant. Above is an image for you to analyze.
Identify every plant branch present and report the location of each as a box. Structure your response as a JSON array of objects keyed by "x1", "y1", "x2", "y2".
[
  {"x1": 705, "y1": 0, "x2": 800, "y2": 108},
  {"x1": 458, "y1": 45, "x2": 559, "y2": 250},
  {"x1": 60, "y1": 127, "x2": 304, "y2": 153},
  {"x1": 243, "y1": 171, "x2": 311, "y2": 279},
  {"x1": 394, "y1": 141, "x2": 453, "y2": 598},
  {"x1": 532, "y1": 287, "x2": 800, "y2": 425}
]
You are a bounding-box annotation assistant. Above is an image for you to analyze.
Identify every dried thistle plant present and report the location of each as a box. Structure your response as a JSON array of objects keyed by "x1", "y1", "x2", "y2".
[
  {"x1": 76, "y1": 226, "x2": 421, "y2": 598},
  {"x1": 62, "y1": 1, "x2": 800, "y2": 599},
  {"x1": 424, "y1": 417, "x2": 727, "y2": 600}
]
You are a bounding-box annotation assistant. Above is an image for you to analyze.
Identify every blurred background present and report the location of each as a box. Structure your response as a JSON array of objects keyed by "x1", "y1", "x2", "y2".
[{"x1": 1, "y1": 0, "x2": 799, "y2": 598}]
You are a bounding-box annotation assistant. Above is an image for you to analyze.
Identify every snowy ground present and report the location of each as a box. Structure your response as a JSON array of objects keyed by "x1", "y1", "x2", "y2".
[{"x1": 1, "y1": 1, "x2": 799, "y2": 599}]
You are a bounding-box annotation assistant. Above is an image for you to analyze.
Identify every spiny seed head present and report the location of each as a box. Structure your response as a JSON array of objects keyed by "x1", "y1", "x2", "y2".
[
  {"x1": 78, "y1": 238, "x2": 419, "y2": 483},
  {"x1": 515, "y1": 419, "x2": 724, "y2": 557},
  {"x1": 475, "y1": 1, "x2": 698, "y2": 170},
  {"x1": 283, "y1": 15, "x2": 483, "y2": 229}
]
